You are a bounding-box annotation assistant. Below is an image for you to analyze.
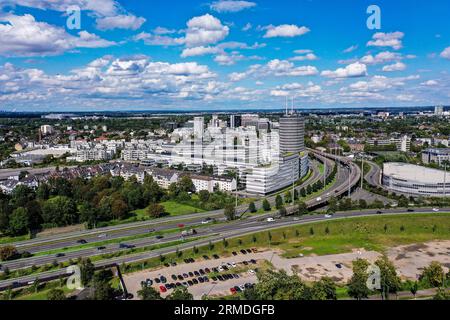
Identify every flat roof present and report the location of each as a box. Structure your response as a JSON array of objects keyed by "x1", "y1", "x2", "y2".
[{"x1": 383, "y1": 162, "x2": 447, "y2": 184}]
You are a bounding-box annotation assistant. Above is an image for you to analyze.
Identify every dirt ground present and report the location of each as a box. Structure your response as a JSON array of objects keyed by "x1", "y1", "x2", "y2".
[{"x1": 123, "y1": 240, "x2": 450, "y2": 300}]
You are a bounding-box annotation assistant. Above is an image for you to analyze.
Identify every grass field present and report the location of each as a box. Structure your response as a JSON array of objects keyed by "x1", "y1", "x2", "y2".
[
  {"x1": 122, "y1": 213, "x2": 450, "y2": 275},
  {"x1": 132, "y1": 200, "x2": 205, "y2": 219}
]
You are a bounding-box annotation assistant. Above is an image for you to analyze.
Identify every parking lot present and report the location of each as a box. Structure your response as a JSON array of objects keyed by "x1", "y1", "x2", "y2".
[{"x1": 123, "y1": 248, "x2": 263, "y2": 299}]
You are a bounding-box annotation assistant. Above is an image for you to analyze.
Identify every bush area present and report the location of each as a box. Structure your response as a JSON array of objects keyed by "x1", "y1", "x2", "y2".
[{"x1": 0, "y1": 174, "x2": 236, "y2": 239}]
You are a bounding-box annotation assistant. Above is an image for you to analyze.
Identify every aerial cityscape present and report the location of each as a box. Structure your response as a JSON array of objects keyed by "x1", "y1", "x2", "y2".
[{"x1": 0, "y1": 0, "x2": 449, "y2": 308}]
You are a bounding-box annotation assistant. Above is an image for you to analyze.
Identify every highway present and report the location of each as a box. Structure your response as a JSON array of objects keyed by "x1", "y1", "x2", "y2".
[
  {"x1": 8, "y1": 156, "x2": 333, "y2": 256},
  {"x1": 0, "y1": 152, "x2": 360, "y2": 290},
  {"x1": 364, "y1": 160, "x2": 382, "y2": 187},
  {"x1": 1, "y1": 208, "x2": 447, "y2": 291}
]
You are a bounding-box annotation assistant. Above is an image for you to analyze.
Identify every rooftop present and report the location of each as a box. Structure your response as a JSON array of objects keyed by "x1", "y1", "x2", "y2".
[{"x1": 383, "y1": 162, "x2": 448, "y2": 184}]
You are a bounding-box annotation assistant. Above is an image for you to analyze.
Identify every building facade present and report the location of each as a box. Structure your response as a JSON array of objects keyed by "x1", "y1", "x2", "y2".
[{"x1": 382, "y1": 162, "x2": 449, "y2": 197}]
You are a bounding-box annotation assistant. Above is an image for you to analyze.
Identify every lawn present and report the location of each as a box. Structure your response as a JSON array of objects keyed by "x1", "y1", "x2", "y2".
[{"x1": 122, "y1": 213, "x2": 450, "y2": 275}]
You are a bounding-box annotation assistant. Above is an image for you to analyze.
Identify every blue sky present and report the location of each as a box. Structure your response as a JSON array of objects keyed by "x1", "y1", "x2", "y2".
[{"x1": 0, "y1": 0, "x2": 449, "y2": 111}]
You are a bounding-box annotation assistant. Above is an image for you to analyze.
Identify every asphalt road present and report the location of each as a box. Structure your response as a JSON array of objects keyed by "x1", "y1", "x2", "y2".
[
  {"x1": 0, "y1": 152, "x2": 362, "y2": 290},
  {"x1": 365, "y1": 160, "x2": 382, "y2": 187},
  {"x1": 1, "y1": 208, "x2": 447, "y2": 291},
  {"x1": 9, "y1": 156, "x2": 332, "y2": 256}
]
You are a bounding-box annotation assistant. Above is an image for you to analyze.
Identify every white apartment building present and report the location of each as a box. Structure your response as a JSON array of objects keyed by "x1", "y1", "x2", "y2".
[
  {"x1": 367, "y1": 135, "x2": 411, "y2": 152},
  {"x1": 191, "y1": 175, "x2": 237, "y2": 193}
]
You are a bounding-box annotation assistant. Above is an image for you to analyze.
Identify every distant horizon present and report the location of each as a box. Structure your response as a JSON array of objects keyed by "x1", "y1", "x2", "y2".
[{"x1": 0, "y1": 105, "x2": 446, "y2": 116}]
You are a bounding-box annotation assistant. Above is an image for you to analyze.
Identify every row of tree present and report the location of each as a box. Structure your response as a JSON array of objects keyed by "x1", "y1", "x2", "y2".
[{"x1": 0, "y1": 173, "x2": 235, "y2": 237}]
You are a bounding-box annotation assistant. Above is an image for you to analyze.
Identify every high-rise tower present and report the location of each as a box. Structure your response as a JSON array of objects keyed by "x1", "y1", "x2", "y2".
[{"x1": 279, "y1": 113, "x2": 305, "y2": 155}]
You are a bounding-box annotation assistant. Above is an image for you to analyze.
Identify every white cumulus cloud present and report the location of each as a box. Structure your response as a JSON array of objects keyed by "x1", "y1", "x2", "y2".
[
  {"x1": 263, "y1": 24, "x2": 310, "y2": 38},
  {"x1": 0, "y1": 14, "x2": 114, "y2": 57},
  {"x1": 321, "y1": 62, "x2": 368, "y2": 78},
  {"x1": 210, "y1": 0, "x2": 256, "y2": 13},
  {"x1": 367, "y1": 31, "x2": 404, "y2": 50}
]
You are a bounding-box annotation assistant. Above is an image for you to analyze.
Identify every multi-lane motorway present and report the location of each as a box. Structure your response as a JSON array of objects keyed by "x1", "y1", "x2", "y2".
[{"x1": 1, "y1": 207, "x2": 447, "y2": 291}]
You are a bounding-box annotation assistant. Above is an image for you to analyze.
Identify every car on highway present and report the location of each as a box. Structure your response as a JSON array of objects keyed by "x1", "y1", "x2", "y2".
[
  {"x1": 316, "y1": 197, "x2": 322, "y2": 202},
  {"x1": 76, "y1": 239, "x2": 87, "y2": 244},
  {"x1": 119, "y1": 243, "x2": 135, "y2": 249},
  {"x1": 177, "y1": 224, "x2": 185, "y2": 228},
  {"x1": 55, "y1": 253, "x2": 65, "y2": 258},
  {"x1": 376, "y1": 211, "x2": 383, "y2": 214},
  {"x1": 324, "y1": 214, "x2": 333, "y2": 218},
  {"x1": 432, "y1": 208, "x2": 440, "y2": 212},
  {"x1": 98, "y1": 233, "x2": 107, "y2": 238},
  {"x1": 155, "y1": 235, "x2": 164, "y2": 239},
  {"x1": 407, "y1": 209, "x2": 415, "y2": 212},
  {"x1": 97, "y1": 246, "x2": 106, "y2": 250},
  {"x1": 266, "y1": 217, "x2": 275, "y2": 222}
]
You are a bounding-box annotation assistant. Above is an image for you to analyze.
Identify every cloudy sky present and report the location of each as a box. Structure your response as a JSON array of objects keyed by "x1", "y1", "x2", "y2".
[{"x1": 0, "y1": 0, "x2": 449, "y2": 111}]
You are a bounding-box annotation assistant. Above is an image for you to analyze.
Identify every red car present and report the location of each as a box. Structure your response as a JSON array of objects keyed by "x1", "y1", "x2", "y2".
[
  {"x1": 178, "y1": 224, "x2": 185, "y2": 228},
  {"x1": 159, "y1": 285, "x2": 167, "y2": 293},
  {"x1": 230, "y1": 287, "x2": 237, "y2": 294}
]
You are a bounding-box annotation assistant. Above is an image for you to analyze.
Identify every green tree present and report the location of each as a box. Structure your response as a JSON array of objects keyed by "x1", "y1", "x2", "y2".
[
  {"x1": 224, "y1": 204, "x2": 236, "y2": 221},
  {"x1": 166, "y1": 286, "x2": 194, "y2": 300},
  {"x1": 311, "y1": 277, "x2": 337, "y2": 300},
  {"x1": 284, "y1": 191, "x2": 292, "y2": 204},
  {"x1": 0, "y1": 245, "x2": 19, "y2": 261},
  {"x1": 375, "y1": 256, "x2": 402, "y2": 299},
  {"x1": 248, "y1": 202, "x2": 257, "y2": 213},
  {"x1": 275, "y1": 195, "x2": 283, "y2": 209},
  {"x1": 138, "y1": 283, "x2": 162, "y2": 300},
  {"x1": 262, "y1": 199, "x2": 271, "y2": 211},
  {"x1": 410, "y1": 281, "x2": 419, "y2": 299},
  {"x1": 300, "y1": 187, "x2": 306, "y2": 198},
  {"x1": 433, "y1": 288, "x2": 450, "y2": 300},
  {"x1": 41, "y1": 196, "x2": 78, "y2": 227},
  {"x1": 198, "y1": 190, "x2": 210, "y2": 202},
  {"x1": 147, "y1": 203, "x2": 166, "y2": 219},
  {"x1": 328, "y1": 197, "x2": 338, "y2": 214},
  {"x1": 8, "y1": 207, "x2": 29, "y2": 236},
  {"x1": 178, "y1": 176, "x2": 195, "y2": 193},
  {"x1": 347, "y1": 259, "x2": 371, "y2": 300},
  {"x1": 297, "y1": 202, "x2": 308, "y2": 215},
  {"x1": 47, "y1": 288, "x2": 66, "y2": 300},
  {"x1": 79, "y1": 258, "x2": 95, "y2": 286},
  {"x1": 420, "y1": 261, "x2": 445, "y2": 287}
]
